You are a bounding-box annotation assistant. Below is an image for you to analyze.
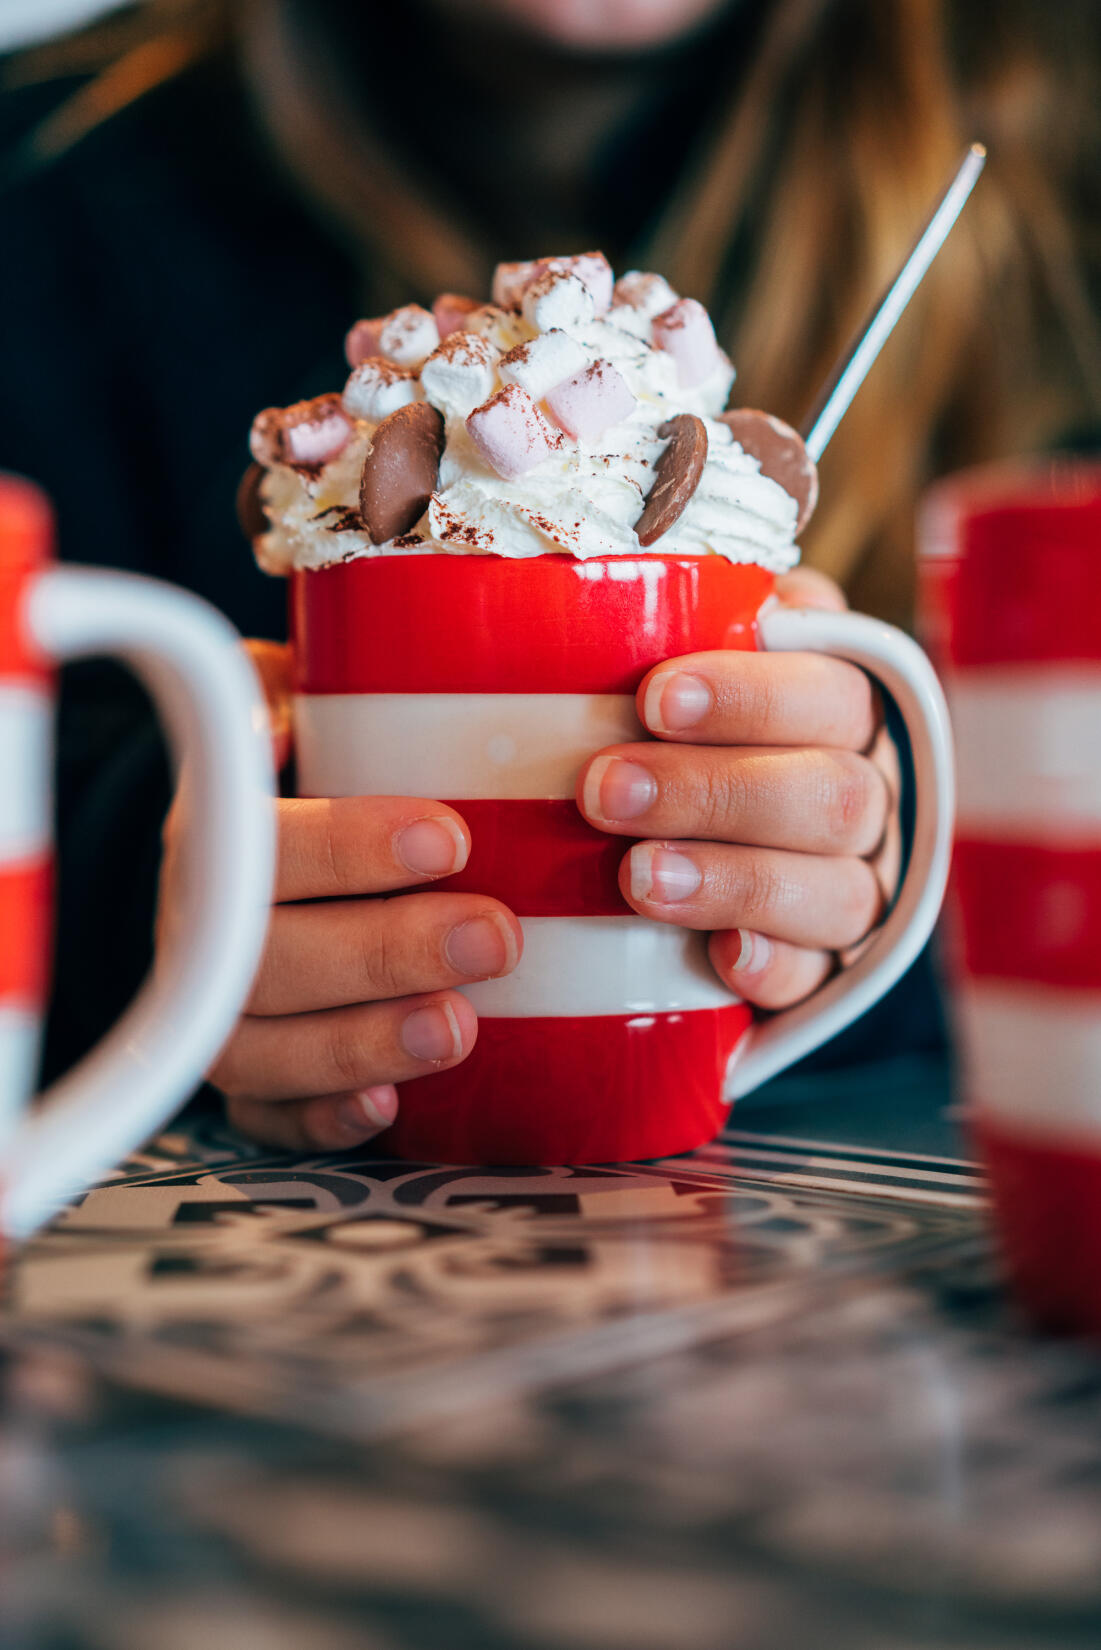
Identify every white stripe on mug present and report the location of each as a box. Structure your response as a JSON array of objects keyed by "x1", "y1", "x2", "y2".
[
  {"x1": 0, "y1": 684, "x2": 51, "y2": 860},
  {"x1": 957, "y1": 980, "x2": 1101, "y2": 1144},
  {"x1": 0, "y1": 1003, "x2": 41, "y2": 1136},
  {"x1": 948, "y1": 667, "x2": 1101, "y2": 838},
  {"x1": 459, "y1": 915, "x2": 741, "y2": 1017},
  {"x1": 295, "y1": 691, "x2": 643, "y2": 801}
]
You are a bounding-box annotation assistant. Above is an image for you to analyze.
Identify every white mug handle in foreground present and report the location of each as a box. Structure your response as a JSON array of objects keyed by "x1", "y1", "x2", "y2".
[
  {"x1": 725, "y1": 600, "x2": 955, "y2": 1100},
  {"x1": 1, "y1": 568, "x2": 274, "y2": 1241}
]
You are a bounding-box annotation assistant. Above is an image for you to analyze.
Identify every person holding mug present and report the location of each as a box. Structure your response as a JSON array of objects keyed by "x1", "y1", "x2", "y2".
[{"x1": 3, "y1": 0, "x2": 1096, "y2": 1151}]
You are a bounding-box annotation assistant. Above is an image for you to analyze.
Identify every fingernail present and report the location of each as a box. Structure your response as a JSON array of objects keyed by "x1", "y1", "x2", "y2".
[
  {"x1": 396, "y1": 817, "x2": 467, "y2": 877},
  {"x1": 644, "y1": 671, "x2": 712, "y2": 734},
  {"x1": 358, "y1": 1084, "x2": 398, "y2": 1129},
  {"x1": 629, "y1": 844, "x2": 702, "y2": 904},
  {"x1": 445, "y1": 913, "x2": 516, "y2": 979},
  {"x1": 402, "y1": 1001, "x2": 463, "y2": 1062},
  {"x1": 338, "y1": 1084, "x2": 398, "y2": 1137},
  {"x1": 583, "y1": 754, "x2": 657, "y2": 822},
  {"x1": 732, "y1": 929, "x2": 772, "y2": 975}
]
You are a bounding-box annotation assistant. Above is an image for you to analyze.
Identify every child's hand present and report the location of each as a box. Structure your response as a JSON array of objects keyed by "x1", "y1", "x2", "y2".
[
  {"x1": 578, "y1": 569, "x2": 902, "y2": 1010},
  {"x1": 157, "y1": 643, "x2": 521, "y2": 1153}
]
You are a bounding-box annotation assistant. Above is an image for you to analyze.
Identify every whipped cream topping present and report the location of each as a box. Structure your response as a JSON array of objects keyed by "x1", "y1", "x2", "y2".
[{"x1": 252, "y1": 258, "x2": 801, "y2": 576}]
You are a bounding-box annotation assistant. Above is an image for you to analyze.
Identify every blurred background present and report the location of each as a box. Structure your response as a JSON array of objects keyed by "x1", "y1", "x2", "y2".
[
  {"x1": 2, "y1": 0, "x2": 1098, "y2": 637},
  {"x1": 2, "y1": 0, "x2": 1098, "y2": 1098}
]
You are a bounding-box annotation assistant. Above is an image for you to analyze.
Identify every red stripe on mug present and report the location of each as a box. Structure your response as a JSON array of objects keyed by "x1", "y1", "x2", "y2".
[
  {"x1": 0, "y1": 478, "x2": 52, "y2": 683},
  {"x1": 975, "y1": 1115, "x2": 1101, "y2": 1336},
  {"x1": 290, "y1": 553, "x2": 770, "y2": 694},
  {"x1": 0, "y1": 856, "x2": 52, "y2": 1001},
  {"x1": 437, "y1": 799, "x2": 630, "y2": 916},
  {"x1": 953, "y1": 839, "x2": 1101, "y2": 989},
  {"x1": 0, "y1": 477, "x2": 51, "y2": 575},
  {"x1": 0, "y1": 575, "x2": 50, "y2": 684},
  {"x1": 926, "y1": 484, "x2": 1101, "y2": 670},
  {"x1": 385, "y1": 1003, "x2": 752, "y2": 1165}
]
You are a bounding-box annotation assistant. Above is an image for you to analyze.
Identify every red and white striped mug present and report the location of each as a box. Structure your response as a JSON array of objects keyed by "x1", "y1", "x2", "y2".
[
  {"x1": 921, "y1": 460, "x2": 1101, "y2": 1332},
  {"x1": 0, "y1": 475, "x2": 274, "y2": 1241},
  {"x1": 293, "y1": 552, "x2": 954, "y2": 1164}
]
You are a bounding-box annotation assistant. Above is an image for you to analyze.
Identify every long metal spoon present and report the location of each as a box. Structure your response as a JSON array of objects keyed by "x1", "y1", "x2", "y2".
[{"x1": 801, "y1": 142, "x2": 986, "y2": 462}]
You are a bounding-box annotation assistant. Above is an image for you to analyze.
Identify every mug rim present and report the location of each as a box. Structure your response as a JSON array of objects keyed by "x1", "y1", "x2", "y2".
[{"x1": 919, "y1": 456, "x2": 1101, "y2": 561}]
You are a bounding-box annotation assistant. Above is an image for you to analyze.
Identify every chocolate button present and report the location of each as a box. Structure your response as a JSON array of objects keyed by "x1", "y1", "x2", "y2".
[
  {"x1": 719, "y1": 409, "x2": 819, "y2": 534},
  {"x1": 360, "y1": 402, "x2": 446, "y2": 544},
  {"x1": 236, "y1": 462, "x2": 269, "y2": 541},
  {"x1": 635, "y1": 414, "x2": 708, "y2": 547}
]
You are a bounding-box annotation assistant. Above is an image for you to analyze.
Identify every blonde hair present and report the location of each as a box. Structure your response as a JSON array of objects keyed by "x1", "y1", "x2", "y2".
[
  {"x1": 12, "y1": 0, "x2": 1100, "y2": 624},
  {"x1": 651, "y1": 0, "x2": 1101, "y2": 620}
]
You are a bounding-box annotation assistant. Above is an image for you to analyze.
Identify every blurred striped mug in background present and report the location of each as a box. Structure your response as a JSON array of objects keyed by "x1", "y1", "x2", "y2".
[
  {"x1": 920, "y1": 461, "x2": 1101, "y2": 1332},
  {"x1": 0, "y1": 475, "x2": 273, "y2": 1244},
  {"x1": 292, "y1": 551, "x2": 953, "y2": 1166}
]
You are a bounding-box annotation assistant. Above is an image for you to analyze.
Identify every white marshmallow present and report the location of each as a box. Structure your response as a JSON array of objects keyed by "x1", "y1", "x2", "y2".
[
  {"x1": 613, "y1": 270, "x2": 679, "y2": 318},
  {"x1": 498, "y1": 329, "x2": 588, "y2": 401},
  {"x1": 342, "y1": 360, "x2": 421, "y2": 421},
  {"x1": 464, "y1": 304, "x2": 530, "y2": 353},
  {"x1": 421, "y1": 332, "x2": 499, "y2": 419},
  {"x1": 378, "y1": 305, "x2": 440, "y2": 368},
  {"x1": 544, "y1": 253, "x2": 614, "y2": 315},
  {"x1": 522, "y1": 270, "x2": 595, "y2": 334}
]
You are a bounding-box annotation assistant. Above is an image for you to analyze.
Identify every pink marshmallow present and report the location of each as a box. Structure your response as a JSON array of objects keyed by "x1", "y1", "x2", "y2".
[
  {"x1": 345, "y1": 319, "x2": 384, "y2": 367},
  {"x1": 544, "y1": 252, "x2": 613, "y2": 315},
  {"x1": 346, "y1": 308, "x2": 439, "y2": 369},
  {"x1": 651, "y1": 298, "x2": 724, "y2": 388},
  {"x1": 432, "y1": 292, "x2": 481, "y2": 338},
  {"x1": 466, "y1": 384, "x2": 560, "y2": 480},
  {"x1": 251, "y1": 394, "x2": 353, "y2": 468},
  {"x1": 492, "y1": 259, "x2": 543, "y2": 310},
  {"x1": 545, "y1": 359, "x2": 635, "y2": 443},
  {"x1": 283, "y1": 404, "x2": 353, "y2": 467}
]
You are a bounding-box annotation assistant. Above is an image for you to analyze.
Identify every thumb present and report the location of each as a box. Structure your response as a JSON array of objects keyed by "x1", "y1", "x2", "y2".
[{"x1": 244, "y1": 639, "x2": 293, "y2": 771}]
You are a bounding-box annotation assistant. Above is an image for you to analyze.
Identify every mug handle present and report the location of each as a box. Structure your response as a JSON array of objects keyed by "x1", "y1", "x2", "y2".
[
  {"x1": 725, "y1": 599, "x2": 955, "y2": 1100},
  {"x1": 1, "y1": 567, "x2": 274, "y2": 1240}
]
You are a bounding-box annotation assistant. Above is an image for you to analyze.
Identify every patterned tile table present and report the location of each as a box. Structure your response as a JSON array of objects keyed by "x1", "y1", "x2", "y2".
[{"x1": 1, "y1": 1070, "x2": 1100, "y2": 1650}]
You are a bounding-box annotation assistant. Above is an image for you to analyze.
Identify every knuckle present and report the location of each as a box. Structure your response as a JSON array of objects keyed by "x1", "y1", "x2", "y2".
[
  {"x1": 696, "y1": 758, "x2": 749, "y2": 836},
  {"x1": 325, "y1": 1017, "x2": 367, "y2": 1092},
  {"x1": 356, "y1": 901, "x2": 420, "y2": 999},
  {"x1": 319, "y1": 804, "x2": 358, "y2": 897},
  {"x1": 718, "y1": 665, "x2": 781, "y2": 743},
  {"x1": 820, "y1": 753, "x2": 879, "y2": 848},
  {"x1": 737, "y1": 854, "x2": 789, "y2": 925},
  {"x1": 749, "y1": 669, "x2": 786, "y2": 740}
]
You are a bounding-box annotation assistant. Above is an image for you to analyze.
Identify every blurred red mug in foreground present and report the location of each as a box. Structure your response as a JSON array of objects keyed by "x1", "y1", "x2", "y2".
[
  {"x1": 921, "y1": 459, "x2": 1101, "y2": 1333},
  {"x1": 0, "y1": 476, "x2": 274, "y2": 1244},
  {"x1": 292, "y1": 551, "x2": 953, "y2": 1165}
]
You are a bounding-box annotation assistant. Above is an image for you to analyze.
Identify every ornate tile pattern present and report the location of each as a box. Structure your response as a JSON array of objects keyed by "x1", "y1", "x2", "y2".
[{"x1": 2, "y1": 1110, "x2": 1101, "y2": 1649}]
